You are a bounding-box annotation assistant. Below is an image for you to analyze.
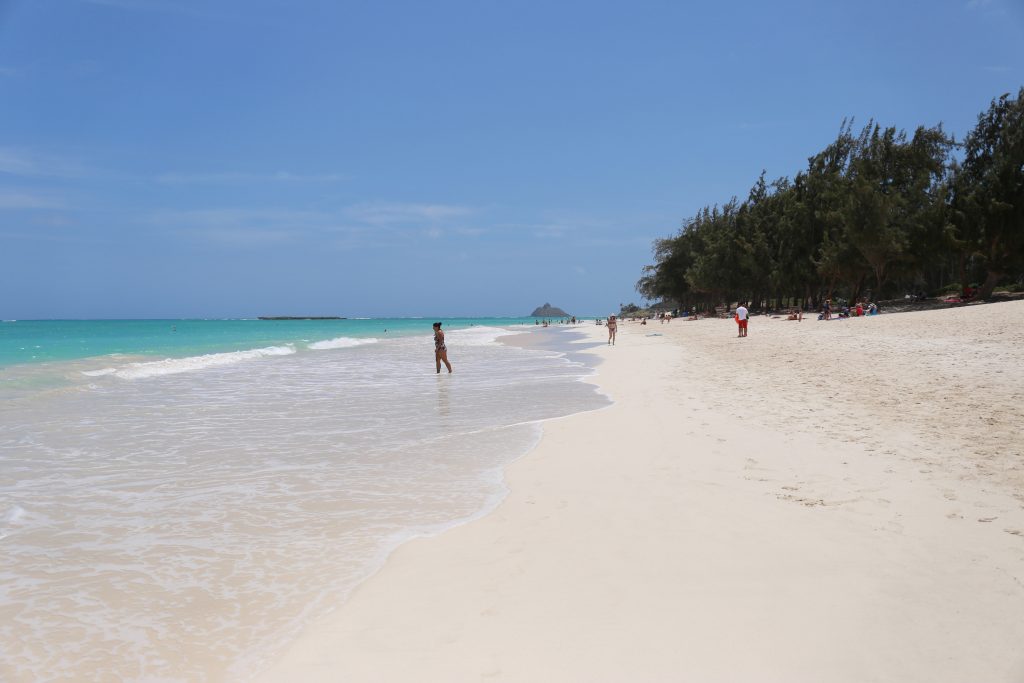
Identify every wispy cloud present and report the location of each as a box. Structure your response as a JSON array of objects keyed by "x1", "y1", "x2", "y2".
[
  {"x1": 189, "y1": 227, "x2": 295, "y2": 247},
  {"x1": 152, "y1": 201, "x2": 484, "y2": 250},
  {"x1": 0, "y1": 190, "x2": 65, "y2": 210},
  {"x1": 152, "y1": 208, "x2": 330, "y2": 247},
  {"x1": 965, "y1": 0, "x2": 1011, "y2": 17},
  {"x1": 345, "y1": 202, "x2": 475, "y2": 225},
  {"x1": 522, "y1": 222, "x2": 575, "y2": 239},
  {"x1": 156, "y1": 171, "x2": 349, "y2": 185},
  {"x1": 0, "y1": 148, "x2": 92, "y2": 178}
]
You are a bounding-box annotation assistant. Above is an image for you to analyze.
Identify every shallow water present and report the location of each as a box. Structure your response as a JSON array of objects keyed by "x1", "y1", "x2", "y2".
[{"x1": 0, "y1": 325, "x2": 607, "y2": 681}]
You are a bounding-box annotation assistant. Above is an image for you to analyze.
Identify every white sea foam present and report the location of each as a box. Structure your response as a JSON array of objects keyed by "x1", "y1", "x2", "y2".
[
  {"x1": 4, "y1": 504, "x2": 26, "y2": 525},
  {"x1": 307, "y1": 336, "x2": 379, "y2": 350},
  {"x1": 80, "y1": 368, "x2": 119, "y2": 377},
  {"x1": 446, "y1": 325, "x2": 514, "y2": 346},
  {"x1": 0, "y1": 505, "x2": 28, "y2": 541},
  {"x1": 0, "y1": 327, "x2": 606, "y2": 681},
  {"x1": 113, "y1": 345, "x2": 296, "y2": 379}
]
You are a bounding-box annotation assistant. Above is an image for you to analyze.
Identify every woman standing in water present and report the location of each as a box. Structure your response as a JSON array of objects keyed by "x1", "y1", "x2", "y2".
[{"x1": 433, "y1": 322, "x2": 452, "y2": 374}]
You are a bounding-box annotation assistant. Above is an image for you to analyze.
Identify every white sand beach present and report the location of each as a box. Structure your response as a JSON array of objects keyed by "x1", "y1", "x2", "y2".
[{"x1": 258, "y1": 301, "x2": 1024, "y2": 682}]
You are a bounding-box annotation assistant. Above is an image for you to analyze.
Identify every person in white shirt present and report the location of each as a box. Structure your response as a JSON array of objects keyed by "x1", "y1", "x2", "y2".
[{"x1": 735, "y1": 304, "x2": 749, "y2": 338}]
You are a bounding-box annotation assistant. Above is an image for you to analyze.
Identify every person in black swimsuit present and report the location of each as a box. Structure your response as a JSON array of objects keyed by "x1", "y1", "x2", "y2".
[{"x1": 433, "y1": 322, "x2": 452, "y2": 374}]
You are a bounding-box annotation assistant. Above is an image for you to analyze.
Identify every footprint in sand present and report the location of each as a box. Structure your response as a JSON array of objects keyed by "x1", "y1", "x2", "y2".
[
  {"x1": 1005, "y1": 529, "x2": 1023, "y2": 537},
  {"x1": 978, "y1": 517, "x2": 998, "y2": 523}
]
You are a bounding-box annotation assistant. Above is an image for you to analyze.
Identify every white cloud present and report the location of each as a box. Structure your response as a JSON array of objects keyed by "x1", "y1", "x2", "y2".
[
  {"x1": 156, "y1": 171, "x2": 348, "y2": 184},
  {"x1": 531, "y1": 223, "x2": 573, "y2": 239},
  {"x1": 345, "y1": 202, "x2": 475, "y2": 225},
  {"x1": 0, "y1": 148, "x2": 91, "y2": 178},
  {"x1": 152, "y1": 200, "x2": 482, "y2": 249},
  {"x1": 0, "y1": 190, "x2": 64, "y2": 210},
  {"x1": 191, "y1": 228, "x2": 294, "y2": 247},
  {"x1": 153, "y1": 208, "x2": 332, "y2": 247}
]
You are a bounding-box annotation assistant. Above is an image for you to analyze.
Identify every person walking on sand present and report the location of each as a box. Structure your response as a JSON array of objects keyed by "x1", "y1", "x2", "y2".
[
  {"x1": 433, "y1": 322, "x2": 452, "y2": 374},
  {"x1": 607, "y1": 315, "x2": 618, "y2": 345},
  {"x1": 735, "y1": 303, "x2": 749, "y2": 337}
]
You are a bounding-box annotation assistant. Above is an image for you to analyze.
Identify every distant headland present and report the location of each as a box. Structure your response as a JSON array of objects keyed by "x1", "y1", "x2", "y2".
[
  {"x1": 530, "y1": 303, "x2": 569, "y2": 317},
  {"x1": 258, "y1": 316, "x2": 346, "y2": 320}
]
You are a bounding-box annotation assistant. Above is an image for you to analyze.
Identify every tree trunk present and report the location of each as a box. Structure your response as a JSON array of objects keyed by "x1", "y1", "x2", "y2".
[
  {"x1": 851, "y1": 273, "x2": 866, "y2": 304},
  {"x1": 958, "y1": 252, "x2": 970, "y2": 298},
  {"x1": 873, "y1": 263, "x2": 887, "y2": 299},
  {"x1": 977, "y1": 269, "x2": 1003, "y2": 300}
]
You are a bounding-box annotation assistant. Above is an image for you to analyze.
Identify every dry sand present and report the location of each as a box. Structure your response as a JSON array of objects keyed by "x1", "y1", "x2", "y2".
[{"x1": 258, "y1": 301, "x2": 1024, "y2": 682}]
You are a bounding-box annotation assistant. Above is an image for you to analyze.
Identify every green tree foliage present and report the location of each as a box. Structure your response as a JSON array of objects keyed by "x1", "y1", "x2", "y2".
[
  {"x1": 949, "y1": 88, "x2": 1024, "y2": 299},
  {"x1": 639, "y1": 91, "x2": 1022, "y2": 309}
]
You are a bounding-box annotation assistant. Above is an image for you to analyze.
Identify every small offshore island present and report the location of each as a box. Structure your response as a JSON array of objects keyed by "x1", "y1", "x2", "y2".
[
  {"x1": 258, "y1": 316, "x2": 346, "y2": 320},
  {"x1": 530, "y1": 303, "x2": 570, "y2": 317}
]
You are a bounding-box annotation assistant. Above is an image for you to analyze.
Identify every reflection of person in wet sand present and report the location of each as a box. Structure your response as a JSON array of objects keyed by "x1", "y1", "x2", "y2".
[
  {"x1": 607, "y1": 315, "x2": 618, "y2": 345},
  {"x1": 436, "y1": 376, "x2": 451, "y2": 416},
  {"x1": 433, "y1": 322, "x2": 452, "y2": 374}
]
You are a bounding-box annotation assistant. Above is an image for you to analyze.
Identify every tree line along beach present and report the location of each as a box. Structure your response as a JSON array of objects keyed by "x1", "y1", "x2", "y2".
[{"x1": 635, "y1": 88, "x2": 1024, "y2": 315}]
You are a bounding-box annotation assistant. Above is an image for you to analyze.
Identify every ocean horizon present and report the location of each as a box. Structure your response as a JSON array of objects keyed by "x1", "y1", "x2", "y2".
[{"x1": 0, "y1": 316, "x2": 599, "y2": 369}]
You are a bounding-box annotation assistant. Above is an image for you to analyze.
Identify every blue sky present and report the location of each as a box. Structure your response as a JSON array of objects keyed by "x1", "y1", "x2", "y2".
[{"x1": 2, "y1": 0, "x2": 1022, "y2": 318}]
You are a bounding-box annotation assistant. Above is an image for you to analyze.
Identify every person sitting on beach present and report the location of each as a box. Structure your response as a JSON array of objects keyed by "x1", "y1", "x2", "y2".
[
  {"x1": 607, "y1": 315, "x2": 618, "y2": 345},
  {"x1": 432, "y1": 322, "x2": 452, "y2": 374},
  {"x1": 787, "y1": 309, "x2": 800, "y2": 321}
]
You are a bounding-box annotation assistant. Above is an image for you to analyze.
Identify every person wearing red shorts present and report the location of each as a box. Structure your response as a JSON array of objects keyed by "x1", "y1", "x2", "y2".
[{"x1": 735, "y1": 304, "x2": 749, "y2": 337}]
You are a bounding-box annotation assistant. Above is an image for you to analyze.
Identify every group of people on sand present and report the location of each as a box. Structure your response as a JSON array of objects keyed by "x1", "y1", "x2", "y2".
[{"x1": 819, "y1": 299, "x2": 878, "y2": 320}]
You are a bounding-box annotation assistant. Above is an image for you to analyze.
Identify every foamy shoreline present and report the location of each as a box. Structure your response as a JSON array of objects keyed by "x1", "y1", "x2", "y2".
[
  {"x1": 1, "y1": 323, "x2": 608, "y2": 682},
  {"x1": 258, "y1": 303, "x2": 1024, "y2": 682}
]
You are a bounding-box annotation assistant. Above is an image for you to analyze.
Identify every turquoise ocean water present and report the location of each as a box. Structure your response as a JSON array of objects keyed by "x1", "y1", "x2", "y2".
[
  {"x1": 0, "y1": 317, "x2": 545, "y2": 368},
  {"x1": 0, "y1": 318, "x2": 608, "y2": 681}
]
